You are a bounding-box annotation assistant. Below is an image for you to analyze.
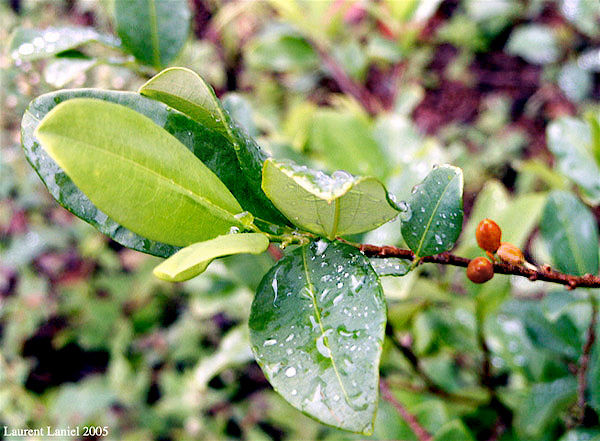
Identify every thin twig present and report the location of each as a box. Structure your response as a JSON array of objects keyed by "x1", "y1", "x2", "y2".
[
  {"x1": 576, "y1": 295, "x2": 598, "y2": 423},
  {"x1": 380, "y1": 380, "x2": 433, "y2": 441},
  {"x1": 348, "y1": 241, "x2": 600, "y2": 289}
]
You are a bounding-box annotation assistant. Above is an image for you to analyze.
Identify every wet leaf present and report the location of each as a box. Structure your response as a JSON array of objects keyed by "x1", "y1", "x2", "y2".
[
  {"x1": 547, "y1": 117, "x2": 600, "y2": 205},
  {"x1": 43, "y1": 58, "x2": 97, "y2": 88},
  {"x1": 139, "y1": 67, "x2": 288, "y2": 225},
  {"x1": 9, "y1": 26, "x2": 120, "y2": 61},
  {"x1": 114, "y1": 0, "x2": 190, "y2": 68},
  {"x1": 401, "y1": 165, "x2": 463, "y2": 258},
  {"x1": 540, "y1": 191, "x2": 599, "y2": 276},
  {"x1": 249, "y1": 240, "x2": 386, "y2": 434},
  {"x1": 369, "y1": 258, "x2": 411, "y2": 277},
  {"x1": 21, "y1": 89, "x2": 274, "y2": 256},
  {"x1": 35, "y1": 98, "x2": 244, "y2": 247},
  {"x1": 153, "y1": 233, "x2": 269, "y2": 282},
  {"x1": 262, "y1": 159, "x2": 399, "y2": 239}
]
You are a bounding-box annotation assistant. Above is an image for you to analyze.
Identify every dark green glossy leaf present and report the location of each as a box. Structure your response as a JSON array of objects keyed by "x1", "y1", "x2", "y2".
[
  {"x1": 540, "y1": 191, "x2": 599, "y2": 276},
  {"x1": 114, "y1": 0, "x2": 190, "y2": 68},
  {"x1": 21, "y1": 89, "x2": 282, "y2": 256},
  {"x1": 9, "y1": 26, "x2": 120, "y2": 61},
  {"x1": 249, "y1": 240, "x2": 386, "y2": 434},
  {"x1": 547, "y1": 117, "x2": 600, "y2": 204},
  {"x1": 139, "y1": 68, "x2": 288, "y2": 225},
  {"x1": 402, "y1": 165, "x2": 464, "y2": 258},
  {"x1": 262, "y1": 159, "x2": 399, "y2": 239},
  {"x1": 153, "y1": 233, "x2": 269, "y2": 282},
  {"x1": 35, "y1": 98, "x2": 244, "y2": 247},
  {"x1": 369, "y1": 258, "x2": 411, "y2": 277}
]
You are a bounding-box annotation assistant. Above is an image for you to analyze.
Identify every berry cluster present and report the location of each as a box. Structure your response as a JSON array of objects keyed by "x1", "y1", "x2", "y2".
[{"x1": 467, "y1": 219, "x2": 525, "y2": 284}]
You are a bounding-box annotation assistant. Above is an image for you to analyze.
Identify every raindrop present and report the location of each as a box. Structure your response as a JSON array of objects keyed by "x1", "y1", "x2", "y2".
[
  {"x1": 18, "y1": 43, "x2": 34, "y2": 56},
  {"x1": 263, "y1": 339, "x2": 277, "y2": 346},
  {"x1": 285, "y1": 367, "x2": 297, "y2": 377},
  {"x1": 315, "y1": 240, "x2": 329, "y2": 256}
]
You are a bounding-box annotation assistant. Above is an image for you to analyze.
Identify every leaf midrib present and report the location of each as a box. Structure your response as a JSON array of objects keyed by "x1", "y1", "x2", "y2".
[
  {"x1": 41, "y1": 132, "x2": 242, "y2": 226},
  {"x1": 414, "y1": 174, "x2": 456, "y2": 258},
  {"x1": 301, "y1": 247, "x2": 351, "y2": 406}
]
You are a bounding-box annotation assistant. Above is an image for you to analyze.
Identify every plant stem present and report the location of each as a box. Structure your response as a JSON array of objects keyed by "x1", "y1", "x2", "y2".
[
  {"x1": 346, "y1": 241, "x2": 600, "y2": 289},
  {"x1": 380, "y1": 380, "x2": 433, "y2": 441},
  {"x1": 576, "y1": 294, "x2": 598, "y2": 423}
]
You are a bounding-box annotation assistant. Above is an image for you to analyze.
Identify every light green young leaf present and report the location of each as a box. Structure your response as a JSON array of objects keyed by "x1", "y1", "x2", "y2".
[
  {"x1": 249, "y1": 240, "x2": 386, "y2": 434},
  {"x1": 547, "y1": 117, "x2": 600, "y2": 205},
  {"x1": 153, "y1": 233, "x2": 269, "y2": 282},
  {"x1": 114, "y1": 0, "x2": 190, "y2": 68},
  {"x1": 401, "y1": 165, "x2": 464, "y2": 258},
  {"x1": 34, "y1": 98, "x2": 244, "y2": 247},
  {"x1": 432, "y1": 419, "x2": 475, "y2": 441},
  {"x1": 540, "y1": 191, "x2": 599, "y2": 276},
  {"x1": 9, "y1": 26, "x2": 120, "y2": 61},
  {"x1": 262, "y1": 159, "x2": 399, "y2": 239},
  {"x1": 139, "y1": 67, "x2": 288, "y2": 225}
]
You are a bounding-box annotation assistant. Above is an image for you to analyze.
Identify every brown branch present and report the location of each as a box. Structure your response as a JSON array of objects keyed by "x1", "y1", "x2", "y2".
[
  {"x1": 380, "y1": 380, "x2": 433, "y2": 441},
  {"x1": 576, "y1": 296, "x2": 598, "y2": 423},
  {"x1": 351, "y1": 242, "x2": 600, "y2": 289}
]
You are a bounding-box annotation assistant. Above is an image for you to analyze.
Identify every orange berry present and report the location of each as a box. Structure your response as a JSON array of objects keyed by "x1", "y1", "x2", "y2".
[
  {"x1": 476, "y1": 219, "x2": 502, "y2": 253},
  {"x1": 497, "y1": 242, "x2": 524, "y2": 265},
  {"x1": 467, "y1": 257, "x2": 494, "y2": 284}
]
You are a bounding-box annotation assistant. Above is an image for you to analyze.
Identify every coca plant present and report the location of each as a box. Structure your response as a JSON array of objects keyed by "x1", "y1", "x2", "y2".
[{"x1": 21, "y1": 67, "x2": 600, "y2": 436}]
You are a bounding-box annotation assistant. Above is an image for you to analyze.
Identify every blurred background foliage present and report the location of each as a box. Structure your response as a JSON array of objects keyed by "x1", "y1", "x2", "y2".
[{"x1": 2, "y1": 0, "x2": 600, "y2": 440}]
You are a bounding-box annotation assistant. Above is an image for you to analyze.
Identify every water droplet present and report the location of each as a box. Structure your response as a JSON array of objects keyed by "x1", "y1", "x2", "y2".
[
  {"x1": 316, "y1": 329, "x2": 333, "y2": 358},
  {"x1": 286, "y1": 334, "x2": 294, "y2": 342},
  {"x1": 285, "y1": 367, "x2": 297, "y2": 377},
  {"x1": 263, "y1": 339, "x2": 277, "y2": 346},
  {"x1": 333, "y1": 293, "x2": 344, "y2": 305},
  {"x1": 18, "y1": 43, "x2": 34, "y2": 56},
  {"x1": 315, "y1": 240, "x2": 329, "y2": 256},
  {"x1": 229, "y1": 226, "x2": 240, "y2": 234}
]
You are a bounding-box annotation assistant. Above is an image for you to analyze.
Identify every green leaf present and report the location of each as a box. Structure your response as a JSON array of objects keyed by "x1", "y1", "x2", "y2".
[
  {"x1": 246, "y1": 24, "x2": 318, "y2": 72},
  {"x1": 515, "y1": 377, "x2": 577, "y2": 439},
  {"x1": 262, "y1": 159, "x2": 399, "y2": 239},
  {"x1": 34, "y1": 98, "x2": 244, "y2": 247},
  {"x1": 369, "y1": 258, "x2": 411, "y2": 277},
  {"x1": 114, "y1": 0, "x2": 190, "y2": 68},
  {"x1": 9, "y1": 26, "x2": 120, "y2": 61},
  {"x1": 249, "y1": 240, "x2": 386, "y2": 434},
  {"x1": 558, "y1": 62, "x2": 593, "y2": 103},
  {"x1": 559, "y1": 428, "x2": 600, "y2": 441},
  {"x1": 540, "y1": 191, "x2": 599, "y2": 276},
  {"x1": 153, "y1": 233, "x2": 269, "y2": 282},
  {"x1": 309, "y1": 110, "x2": 388, "y2": 179},
  {"x1": 506, "y1": 24, "x2": 560, "y2": 64},
  {"x1": 547, "y1": 117, "x2": 600, "y2": 204},
  {"x1": 21, "y1": 89, "x2": 275, "y2": 256},
  {"x1": 139, "y1": 67, "x2": 288, "y2": 225},
  {"x1": 432, "y1": 420, "x2": 475, "y2": 441},
  {"x1": 401, "y1": 165, "x2": 464, "y2": 258}
]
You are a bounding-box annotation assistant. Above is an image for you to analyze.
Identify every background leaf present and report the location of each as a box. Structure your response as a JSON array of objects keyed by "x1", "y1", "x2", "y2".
[
  {"x1": 249, "y1": 240, "x2": 386, "y2": 434},
  {"x1": 506, "y1": 24, "x2": 561, "y2": 64},
  {"x1": 35, "y1": 98, "x2": 244, "y2": 247},
  {"x1": 401, "y1": 165, "x2": 464, "y2": 258},
  {"x1": 153, "y1": 233, "x2": 269, "y2": 282},
  {"x1": 9, "y1": 26, "x2": 120, "y2": 61},
  {"x1": 547, "y1": 117, "x2": 600, "y2": 205},
  {"x1": 114, "y1": 0, "x2": 190, "y2": 68},
  {"x1": 262, "y1": 158, "x2": 399, "y2": 239},
  {"x1": 540, "y1": 191, "x2": 599, "y2": 276}
]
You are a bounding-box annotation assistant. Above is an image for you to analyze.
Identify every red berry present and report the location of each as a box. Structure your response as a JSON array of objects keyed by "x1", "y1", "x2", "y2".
[
  {"x1": 467, "y1": 257, "x2": 494, "y2": 284},
  {"x1": 476, "y1": 219, "x2": 502, "y2": 253}
]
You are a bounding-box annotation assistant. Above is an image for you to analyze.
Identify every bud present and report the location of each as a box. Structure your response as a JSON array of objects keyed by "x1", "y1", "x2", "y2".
[{"x1": 497, "y1": 242, "x2": 524, "y2": 265}]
